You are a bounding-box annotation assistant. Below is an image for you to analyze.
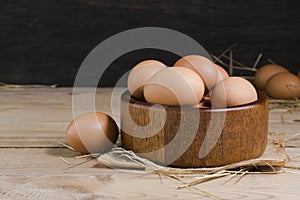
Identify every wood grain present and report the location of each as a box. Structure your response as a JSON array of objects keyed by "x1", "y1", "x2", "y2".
[
  {"x1": 0, "y1": 148, "x2": 299, "y2": 199},
  {"x1": 0, "y1": 87, "x2": 299, "y2": 199},
  {"x1": 0, "y1": 87, "x2": 124, "y2": 147},
  {"x1": 0, "y1": 0, "x2": 299, "y2": 86},
  {"x1": 121, "y1": 91, "x2": 269, "y2": 167}
]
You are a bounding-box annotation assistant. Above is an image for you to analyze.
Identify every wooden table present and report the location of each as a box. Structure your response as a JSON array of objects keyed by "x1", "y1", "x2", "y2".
[{"x1": 0, "y1": 87, "x2": 299, "y2": 199}]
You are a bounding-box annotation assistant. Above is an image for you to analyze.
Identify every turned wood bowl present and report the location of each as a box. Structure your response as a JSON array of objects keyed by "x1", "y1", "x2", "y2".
[{"x1": 120, "y1": 91, "x2": 268, "y2": 168}]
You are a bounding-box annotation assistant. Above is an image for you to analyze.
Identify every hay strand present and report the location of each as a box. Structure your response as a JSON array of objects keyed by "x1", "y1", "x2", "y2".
[
  {"x1": 57, "y1": 141, "x2": 76, "y2": 152},
  {"x1": 217, "y1": 43, "x2": 237, "y2": 60},
  {"x1": 177, "y1": 173, "x2": 230, "y2": 189},
  {"x1": 221, "y1": 54, "x2": 251, "y2": 68},
  {"x1": 267, "y1": 58, "x2": 277, "y2": 65},
  {"x1": 59, "y1": 156, "x2": 71, "y2": 165},
  {"x1": 211, "y1": 54, "x2": 257, "y2": 72},
  {"x1": 0, "y1": 82, "x2": 57, "y2": 89},
  {"x1": 96, "y1": 132, "x2": 288, "y2": 191},
  {"x1": 253, "y1": 53, "x2": 263, "y2": 69},
  {"x1": 284, "y1": 165, "x2": 300, "y2": 170},
  {"x1": 229, "y1": 50, "x2": 233, "y2": 76}
]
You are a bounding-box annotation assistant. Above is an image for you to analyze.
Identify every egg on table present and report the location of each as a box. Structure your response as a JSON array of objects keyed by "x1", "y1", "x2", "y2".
[
  {"x1": 254, "y1": 64, "x2": 289, "y2": 90},
  {"x1": 66, "y1": 112, "x2": 119, "y2": 154},
  {"x1": 127, "y1": 60, "x2": 167, "y2": 100},
  {"x1": 265, "y1": 72, "x2": 300, "y2": 99}
]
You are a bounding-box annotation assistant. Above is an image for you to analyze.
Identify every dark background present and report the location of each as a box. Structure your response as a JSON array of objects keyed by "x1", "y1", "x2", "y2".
[{"x1": 0, "y1": 0, "x2": 299, "y2": 87}]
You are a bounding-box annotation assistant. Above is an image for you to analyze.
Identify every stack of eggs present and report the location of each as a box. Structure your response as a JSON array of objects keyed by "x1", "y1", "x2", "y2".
[
  {"x1": 254, "y1": 64, "x2": 300, "y2": 99},
  {"x1": 128, "y1": 55, "x2": 258, "y2": 108}
]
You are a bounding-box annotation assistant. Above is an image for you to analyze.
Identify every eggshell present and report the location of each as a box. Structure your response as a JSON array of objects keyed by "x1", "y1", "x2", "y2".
[
  {"x1": 215, "y1": 64, "x2": 229, "y2": 83},
  {"x1": 173, "y1": 55, "x2": 218, "y2": 91},
  {"x1": 265, "y1": 72, "x2": 300, "y2": 99},
  {"x1": 211, "y1": 77, "x2": 258, "y2": 108},
  {"x1": 254, "y1": 64, "x2": 288, "y2": 90},
  {"x1": 66, "y1": 112, "x2": 119, "y2": 154},
  {"x1": 144, "y1": 67, "x2": 205, "y2": 106},
  {"x1": 127, "y1": 60, "x2": 167, "y2": 100}
]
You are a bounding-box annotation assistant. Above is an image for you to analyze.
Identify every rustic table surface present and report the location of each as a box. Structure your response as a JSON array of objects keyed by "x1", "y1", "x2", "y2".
[{"x1": 0, "y1": 87, "x2": 299, "y2": 200}]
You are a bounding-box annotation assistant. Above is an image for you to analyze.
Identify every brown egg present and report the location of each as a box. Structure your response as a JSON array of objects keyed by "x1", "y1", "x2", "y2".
[
  {"x1": 127, "y1": 60, "x2": 167, "y2": 100},
  {"x1": 215, "y1": 64, "x2": 229, "y2": 83},
  {"x1": 66, "y1": 112, "x2": 119, "y2": 154},
  {"x1": 173, "y1": 55, "x2": 218, "y2": 91},
  {"x1": 298, "y1": 71, "x2": 300, "y2": 78},
  {"x1": 211, "y1": 77, "x2": 258, "y2": 108},
  {"x1": 144, "y1": 67, "x2": 205, "y2": 106},
  {"x1": 265, "y1": 72, "x2": 300, "y2": 99},
  {"x1": 254, "y1": 64, "x2": 288, "y2": 90}
]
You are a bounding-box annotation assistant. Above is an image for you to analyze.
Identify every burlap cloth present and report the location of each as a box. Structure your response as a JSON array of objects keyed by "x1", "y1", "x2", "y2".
[{"x1": 97, "y1": 132, "x2": 289, "y2": 173}]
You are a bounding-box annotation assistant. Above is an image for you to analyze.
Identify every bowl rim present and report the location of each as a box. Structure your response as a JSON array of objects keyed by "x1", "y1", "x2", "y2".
[{"x1": 121, "y1": 90, "x2": 268, "y2": 112}]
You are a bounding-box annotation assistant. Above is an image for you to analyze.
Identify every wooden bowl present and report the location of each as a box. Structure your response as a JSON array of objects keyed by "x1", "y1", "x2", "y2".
[{"x1": 120, "y1": 91, "x2": 268, "y2": 167}]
